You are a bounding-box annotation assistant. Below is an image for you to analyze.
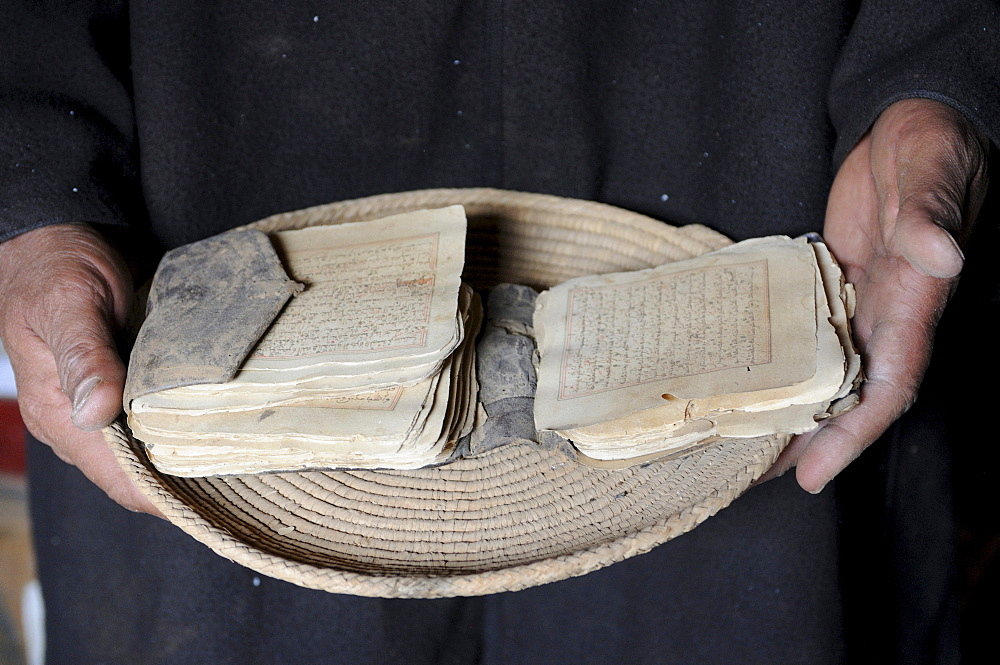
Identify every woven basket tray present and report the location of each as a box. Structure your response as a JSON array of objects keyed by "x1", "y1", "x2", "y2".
[{"x1": 104, "y1": 188, "x2": 787, "y2": 598}]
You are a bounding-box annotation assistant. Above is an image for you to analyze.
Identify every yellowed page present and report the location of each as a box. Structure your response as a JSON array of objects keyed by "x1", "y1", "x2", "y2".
[
  {"x1": 137, "y1": 284, "x2": 476, "y2": 412},
  {"x1": 138, "y1": 372, "x2": 452, "y2": 476},
  {"x1": 534, "y1": 236, "x2": 819, "y2": 429},
  {"x1": 243, "y1": 206, "x2": 466, "y2": 372},
  {"x1": 132, "y1": 358, "x2": 444, "y2": 411},
  {"x1": 811, "y1": 241, "x2": 861, "y2": 400},
  {"x1": 665, "y1": 242, "x2": 845, "y2": 416},
  {"x1": 131, "y1": 375, "x2": 438, "y2": 445},
  {"x1": 560, "y1": 238, "x2": 859, "y2": 461}
]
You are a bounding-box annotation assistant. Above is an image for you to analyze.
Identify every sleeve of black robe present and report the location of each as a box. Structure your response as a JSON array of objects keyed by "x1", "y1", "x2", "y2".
[
  {"x1": 0, "y1": 0, "x2": 141, "y2": 243},
  {"x1": 830, "y1": 0, "x2": 1000, "y2": 163}
]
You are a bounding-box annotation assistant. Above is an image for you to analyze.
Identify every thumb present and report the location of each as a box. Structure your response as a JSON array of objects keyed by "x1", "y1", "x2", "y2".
[
  {"x1": 893, "y1": 183, "x2": 966, "y2": 279},
  {"x1": 17, "y1": 227, "x2": 135, "y2": 431},
  {"x1": 43, "y1": 297, "x2": 127, "y2": 431},
  {"x1": 874, "y1": 99, "x2": 989, "y2": 278}
]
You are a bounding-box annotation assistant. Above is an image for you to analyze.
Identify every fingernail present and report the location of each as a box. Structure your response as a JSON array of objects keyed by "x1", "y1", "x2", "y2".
[
  {"x1": 934, "y1": 231, "x2": 965, "y2": 275},
  {"x1": 913, "y1": 231, "x2": 964, "y2": 278},
  {"x1": 71, "y1": 376, "x2": 101, "y2": 418},
  {"x1": 944, "y1": 231, "x2": 964, "y2": 259},
  {"x1": 808, "y1": 482, "x2": 828, "y2": 495}
]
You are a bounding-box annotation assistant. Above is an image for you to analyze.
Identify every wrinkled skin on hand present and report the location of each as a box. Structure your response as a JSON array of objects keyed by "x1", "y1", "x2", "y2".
[
  {"x1": 0, "y1": 222, "x2": 160, "y2": 515},
  {"x1": 763, "y1": 98, "x2": 990, "y2": 492}
]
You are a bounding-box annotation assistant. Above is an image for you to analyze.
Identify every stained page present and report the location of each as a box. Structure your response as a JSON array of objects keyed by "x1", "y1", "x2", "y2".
[
  {"x1": 533, "y1": 236, "x2": 820, "y2": 429},
  {"x1": 134, "y1": 289, "x2": 484, "y2": 476},
  {"x1": 139, "y1": 285, "x2": 476, "y2": 411},
  {"x1": 242, "y1": 206, "x2": 466, "y2": 372},
  {"x1": 132, "y1": 356, "x2": 445, "y2": 411},
  {"x1": 131, "y1": 376, "x2": 438, "y2": 445},
  {"x1": 561, "y1": 242, "x2": 852, "y2": 459},
  {"x1": 139, "y1": 369, "x2": 453, "y2": 475},
  {"x1": 812, "y1": 241, "x2": 861, "y2": 401},
  {"x1": 617, "y1": 241, "x2": 843, "y2": 418}
]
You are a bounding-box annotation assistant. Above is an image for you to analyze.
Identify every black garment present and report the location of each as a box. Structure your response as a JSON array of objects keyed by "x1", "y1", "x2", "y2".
[
  {"x1": 28, "y1": 433, "x2": 845, "y2": 665},
  {"x1": 4, "y1": 1, "x2": 999, "y2": 663},
  {"x1": 3, "y1": 2, "x2": 998, "y2": 248}
]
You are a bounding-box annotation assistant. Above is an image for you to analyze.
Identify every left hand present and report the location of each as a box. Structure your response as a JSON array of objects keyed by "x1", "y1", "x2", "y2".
[
  {"x1": 0, "y1": 223, "x2": 160, "y2": 515},
  {"x1": 764, "y1": 98, "x2": 989, "y2": 492}
]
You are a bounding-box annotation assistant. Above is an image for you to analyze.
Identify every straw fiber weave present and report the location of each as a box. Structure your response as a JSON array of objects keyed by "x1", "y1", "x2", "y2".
[{"x1": 105, "y1": 188, "x2": 788, "y2": 597}]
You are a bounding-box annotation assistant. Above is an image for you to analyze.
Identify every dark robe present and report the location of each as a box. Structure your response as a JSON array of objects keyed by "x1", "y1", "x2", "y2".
[{"x1": 3, "y1": 1, "x2": 999, "y2": 663}]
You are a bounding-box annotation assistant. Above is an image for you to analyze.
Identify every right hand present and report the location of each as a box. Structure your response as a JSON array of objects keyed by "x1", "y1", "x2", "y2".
[
  {"x1": 0, "y1": 222, "x2": 160, "y2": 515},
  {"x1": 759, "y1": 99, "x2": 989, "y2": 493}
]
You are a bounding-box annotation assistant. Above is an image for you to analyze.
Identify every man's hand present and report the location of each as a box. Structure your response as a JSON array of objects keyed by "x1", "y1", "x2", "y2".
[
  {"x1": 768, "y1": 98, "x2": 990, "y2": 492},
  {"x1": 0, "y1": 222, "x2": 160, "y2": 515}
]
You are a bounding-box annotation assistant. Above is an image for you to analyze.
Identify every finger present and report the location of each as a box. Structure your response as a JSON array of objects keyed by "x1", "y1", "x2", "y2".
[
  {"x1": 34, "y1": 279, "x2": 127, "y2": 431},
  {"x1": 752, "y1": 429, "x2": 817, "y2": 486},
  {"x1": 1, "y1": 223, "x2": 133, "y2": 430},
  {"x1": 893, "y1": 181, "x2": 967, "y2": 279},
  {"x1": 6, "y1": 330, "x2": 84, "y2": 455},
  {"x1": 895, "y1": 208, "x2": 964, "y2": 278},
  {"x1": 892, "y1": 150, "x2": 988, "y2": 278},
  {"x1": 794, "y1": 285, "x2": 939, "y2": 492},
  {"x1": 794, "y1": 390, "x2": 894, "y2": 494},
  {"x1": 793, "y1": 343, "x2": 930, "y2": 494},
  {"x1": 8, "y1": 334, "x2": 161, "y2": 516},
  {"x1": 75, "y1": 435, "x2": 164, "y2": 517},
  {"x1": 876, "y1": 100, "x2": 989, "y2": 278}
]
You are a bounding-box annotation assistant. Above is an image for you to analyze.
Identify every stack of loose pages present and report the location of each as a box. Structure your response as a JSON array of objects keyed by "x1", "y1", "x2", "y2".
[
  {"x1": 531, "y1": 235, "x2": 861, "y2": 463},
  {"x1": 127, "y1": 206, "x2": 481, "y2": 476}
]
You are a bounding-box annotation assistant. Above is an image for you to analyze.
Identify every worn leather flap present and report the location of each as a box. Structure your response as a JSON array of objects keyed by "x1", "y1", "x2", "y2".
[{"x1": 124, "y1": 229, "x2": 302, "y2": 404}]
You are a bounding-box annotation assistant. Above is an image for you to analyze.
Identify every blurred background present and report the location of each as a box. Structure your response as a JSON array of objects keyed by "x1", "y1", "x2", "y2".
[{"x1": 0, "y1": 344, "x2": 39, "y2": 665}]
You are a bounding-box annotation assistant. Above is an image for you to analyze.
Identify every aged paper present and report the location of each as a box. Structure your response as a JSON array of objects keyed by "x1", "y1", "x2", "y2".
[
  {"x1": 136, "y1": 372, "x2": 444, "y2": 474},
  {"x1": 534, "y1": 237, "x2": 820, "y2": 429},
  {"x1": 132, "y1": 375, "x2": 438, "y2": 445},
  {"x1": 243, "y1": 206, "x2": 466, "y2": 371},
  {"x1": 812, "y1": 240, "x2": 861, "y2": 401},
  {"x1": 135, "y1": 284, "x2": 474, "y2": 412},
  {"x1": 136, "y1": 284, "x2": 483, "y2": 477},
  {"x1": 125, "y1": 208, "x2": 860, "y2": 475},
  {"x1": 562, "y1": 240, "x2": 856, "y2": 460},
  {"x1": 127, "y1": 207, "x2": 481, "y2": 476}
]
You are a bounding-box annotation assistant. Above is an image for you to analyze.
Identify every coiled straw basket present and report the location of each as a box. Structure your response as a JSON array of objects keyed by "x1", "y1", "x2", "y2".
[{"x1": 103, "y1": 188, "x2": 787, "y2": 597}]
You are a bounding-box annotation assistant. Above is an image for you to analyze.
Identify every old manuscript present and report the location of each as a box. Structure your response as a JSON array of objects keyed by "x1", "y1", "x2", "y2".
[
  {"x1": 124, "y1": 208, "x2": 860, "y2": 477},
  {"x1": 533, "y1": 236, "x2": 860, "y2": 462},
  {"x1": 127, "y1": 207, "x2": 480, "y2": 476}
]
